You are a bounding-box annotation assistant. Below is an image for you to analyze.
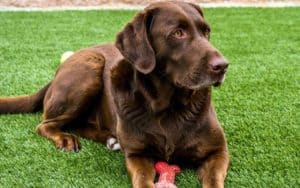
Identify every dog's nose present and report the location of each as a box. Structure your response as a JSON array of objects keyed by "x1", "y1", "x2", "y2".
[{"x1": 209, "y1": 58, "x2": 229, "y2": 74}]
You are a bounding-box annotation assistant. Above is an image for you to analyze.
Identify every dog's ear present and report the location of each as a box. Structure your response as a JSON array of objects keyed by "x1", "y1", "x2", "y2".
[{"x1": 115, "y1": 10, "x2": 155, "y2": 74}]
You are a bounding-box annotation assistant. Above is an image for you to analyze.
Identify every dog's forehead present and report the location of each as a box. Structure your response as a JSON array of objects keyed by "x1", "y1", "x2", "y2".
[{"x1": 146, "y1": 2, "x2": 204, "y2": 27}]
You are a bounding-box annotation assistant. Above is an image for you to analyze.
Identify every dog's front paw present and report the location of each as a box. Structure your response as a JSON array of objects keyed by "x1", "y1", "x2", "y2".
[
  {"x1": 134, "y1": 181, "x2": 155, "y2": 188},
  {"x1": 106, "y1": 137, "x2": 121, "y2": 151}
]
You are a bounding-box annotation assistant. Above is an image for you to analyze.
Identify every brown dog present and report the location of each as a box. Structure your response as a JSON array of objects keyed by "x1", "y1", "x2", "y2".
[{"x1": 0, "y1": 1, "x2": 229, "y2": 188}]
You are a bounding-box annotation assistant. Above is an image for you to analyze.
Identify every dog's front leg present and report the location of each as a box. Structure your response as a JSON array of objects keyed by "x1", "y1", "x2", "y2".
[
  {"x1": 197, "y1": 150, "x2": 229, "y2": 188},
  {"x1": 125, "y1": 154, "x2": 155, "y2": 188}
]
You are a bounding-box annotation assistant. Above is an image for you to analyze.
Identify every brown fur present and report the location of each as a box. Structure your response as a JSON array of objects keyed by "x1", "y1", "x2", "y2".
[{"x1": 0, "y1": 2, "x2": 229, "y2": 188}]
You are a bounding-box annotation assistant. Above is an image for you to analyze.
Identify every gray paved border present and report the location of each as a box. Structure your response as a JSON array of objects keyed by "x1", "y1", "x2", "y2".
[{"x1": 0, "y1": 2, "x2": 300, "y2": 11}]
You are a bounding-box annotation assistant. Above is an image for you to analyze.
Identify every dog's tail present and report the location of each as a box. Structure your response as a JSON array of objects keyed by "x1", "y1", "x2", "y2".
[{"x1": 0, "y1": 83, "x2": 51, "y2": 114}]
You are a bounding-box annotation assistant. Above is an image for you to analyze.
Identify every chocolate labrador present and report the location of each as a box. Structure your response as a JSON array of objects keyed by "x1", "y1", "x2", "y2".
[{"x1": 0, "y1": 1, "x2": 229, "y2": 188}]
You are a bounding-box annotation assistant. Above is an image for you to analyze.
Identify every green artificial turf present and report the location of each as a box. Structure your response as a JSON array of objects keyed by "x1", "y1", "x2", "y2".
[{"x1": 0, "y1": 8, "x2": 299, "y2": 187}]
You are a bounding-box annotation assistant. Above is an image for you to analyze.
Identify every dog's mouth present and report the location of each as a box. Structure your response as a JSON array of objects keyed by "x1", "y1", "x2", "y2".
[
  {"x1": 213, "y1": 81, "x2": 222, "y2": 87},
  {"x1": 213, "y1": 74, "x2": 226, "y2": 87},
  {"x1": 174, "y1": 69, "x2": 227, "y2": 90},
  {"x1": 191, "y1": 71, "x2": 227, "y2": 89}
]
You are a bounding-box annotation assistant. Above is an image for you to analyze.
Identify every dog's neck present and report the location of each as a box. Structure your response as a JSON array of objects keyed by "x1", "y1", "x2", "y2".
[
  {"x1": 135, "y1": 71, "x2": 211, "y2": 114},
  {"x1": 135, "y1": 71, "x2": 174, "y2": 113}
]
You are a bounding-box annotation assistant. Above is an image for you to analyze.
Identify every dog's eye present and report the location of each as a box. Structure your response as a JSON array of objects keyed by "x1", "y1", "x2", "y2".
[
  {"x1": 205, "y1": 30, "x2": 210, "y2": 38},
  {"x1": 172, "y1": 29, "x2": 186, "y2": 39},
  {"x1": 205, "y1": 27, "x2": 211, "y2": 33},
  {"x1": 199, "y1": 23, "x2": 211, "y2": 38}
]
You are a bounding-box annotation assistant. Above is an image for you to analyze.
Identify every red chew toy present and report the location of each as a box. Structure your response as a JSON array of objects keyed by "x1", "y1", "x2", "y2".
[{"x1": 155, "y1": 161, "x2": 181, "y2": 188}]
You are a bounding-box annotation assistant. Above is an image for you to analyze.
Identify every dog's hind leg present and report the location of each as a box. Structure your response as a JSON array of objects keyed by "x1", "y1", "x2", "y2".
[
  {"x1": 36, "y1": 84, "x2": 102, "y2": 152},
  {"x1": 36, "y1": 50, "x2": 105, "y2": 152},
  {"x1": 74, "y1": 124, "x2": 121, "y2": 151}
]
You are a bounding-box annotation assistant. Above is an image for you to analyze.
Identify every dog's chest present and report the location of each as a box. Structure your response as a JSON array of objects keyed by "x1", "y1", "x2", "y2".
[
  {"x1": 154, "y1": 124, "x2": 178, "y2": 161},
  {"x1": 146, "y1": 115, "x2": 199, "y2": 161}
]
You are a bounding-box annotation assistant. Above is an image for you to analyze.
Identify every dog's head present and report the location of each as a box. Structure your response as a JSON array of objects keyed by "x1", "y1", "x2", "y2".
[{"x1": 116, "y1": 1, "x2": 228, "y2": 90}]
